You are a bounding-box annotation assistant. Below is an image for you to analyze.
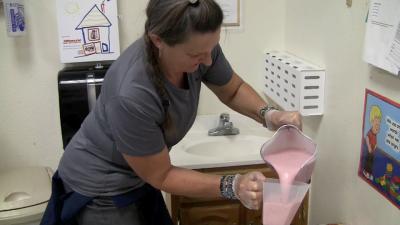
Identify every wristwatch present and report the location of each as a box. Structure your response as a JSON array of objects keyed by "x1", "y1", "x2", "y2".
[{"x1": 259, "y1": 105, "x2": 277, "y2": 128}]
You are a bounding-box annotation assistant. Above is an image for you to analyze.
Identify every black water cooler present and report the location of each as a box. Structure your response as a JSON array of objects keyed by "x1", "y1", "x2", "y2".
[{"x1": 58, "y1": 64, "x2": 111, "y2": 148}]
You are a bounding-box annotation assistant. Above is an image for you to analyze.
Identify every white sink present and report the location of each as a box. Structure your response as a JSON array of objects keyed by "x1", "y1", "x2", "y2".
[
  {"x1": 184, "y1": 135, "x2": 267, "y2": 159},
  {"x1": 170, "y1": 114, "x2": 274, "y2": 169}
]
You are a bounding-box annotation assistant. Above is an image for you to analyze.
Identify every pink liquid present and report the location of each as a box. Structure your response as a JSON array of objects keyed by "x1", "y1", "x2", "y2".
[
  {"x1": 262, "y1": 149, "x2": 313, "y2": 225},
  {"x1": 264, "y1": 149, "x2": 312, "y2": 202},
  {"x1": 263, "y1": 196, "x2": 302, "y2": 225}
]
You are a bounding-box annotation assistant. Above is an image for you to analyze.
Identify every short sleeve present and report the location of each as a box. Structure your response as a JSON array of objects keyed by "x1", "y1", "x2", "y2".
[
  {"x1": 201, "y1": 44, "x2": 233, "y2": 86},
  {"x1": 105, "y1": 96, "x2": 165, "y2": 156}
]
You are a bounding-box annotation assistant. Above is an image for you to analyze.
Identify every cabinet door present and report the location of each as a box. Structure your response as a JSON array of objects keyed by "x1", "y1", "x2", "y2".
[
  {"x1": 246, "y1": 204, "x2": 307, "y2": 225},
  {"x1": 290, "y1": 193, "x2": 309, "y2": 225},
  {"x1": 171, "y1": 164, "x2": 308, "y2": 225},
  {"x1": 179, "y1": 203, "x2": 241, "y2": 225},
  {"x1": 244, "y1": 208, "x2": 263, "y2": 225}
]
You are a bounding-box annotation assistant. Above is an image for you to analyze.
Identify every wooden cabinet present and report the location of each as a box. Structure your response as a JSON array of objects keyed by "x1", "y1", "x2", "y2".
[
  {"x1": 180, "y1": 201, "x2": 240, "y2": 225},
  {"x1": 171, "y1": 164, "x2": 308, "y2": 225}
]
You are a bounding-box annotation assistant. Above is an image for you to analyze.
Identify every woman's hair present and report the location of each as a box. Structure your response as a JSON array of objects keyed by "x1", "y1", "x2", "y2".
[{"x1": 143, "y1": 0, "x2": 223, "y2": 131}]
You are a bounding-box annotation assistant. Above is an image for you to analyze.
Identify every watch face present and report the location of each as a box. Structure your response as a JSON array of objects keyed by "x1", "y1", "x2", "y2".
[{"x1": 260, "y1": 107, "x2": 267, "y2": 117}]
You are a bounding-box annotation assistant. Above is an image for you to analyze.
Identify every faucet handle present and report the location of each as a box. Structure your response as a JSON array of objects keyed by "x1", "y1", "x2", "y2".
[{"x1": 220, "y1": 113, "x2": 230, "y2": 122}]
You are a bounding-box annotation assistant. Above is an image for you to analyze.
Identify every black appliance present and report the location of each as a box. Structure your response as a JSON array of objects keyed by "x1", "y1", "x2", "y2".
[{"x1": 58, "y1": 64, "x2": 111, "y2": 148}]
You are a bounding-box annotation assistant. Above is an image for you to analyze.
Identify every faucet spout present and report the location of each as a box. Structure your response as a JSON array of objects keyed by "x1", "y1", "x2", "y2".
[{"x1": 208, "y1": 113, "x2": 240, "y2": 136}]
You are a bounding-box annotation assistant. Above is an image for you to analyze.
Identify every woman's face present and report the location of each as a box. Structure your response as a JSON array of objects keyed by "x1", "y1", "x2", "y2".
[{"x1": 158, "y1": 28, "x2": 221, "y2": 74}]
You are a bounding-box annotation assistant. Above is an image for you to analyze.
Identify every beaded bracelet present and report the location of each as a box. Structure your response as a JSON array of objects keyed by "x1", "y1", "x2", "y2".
[{"x1": 220, "y1": 175, "x2": 237, "y2": 200}]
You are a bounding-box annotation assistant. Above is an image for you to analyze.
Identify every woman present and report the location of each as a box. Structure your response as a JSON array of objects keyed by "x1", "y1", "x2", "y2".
[{"x1": 41, "y1": 0, "x2": 302, "y2": 224}]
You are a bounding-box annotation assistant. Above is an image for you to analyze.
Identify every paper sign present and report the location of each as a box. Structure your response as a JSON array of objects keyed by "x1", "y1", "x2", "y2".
[
  {"x1": 215, "y1": 0, "x2": 240, "y2": 27},
  {"x1": 363, "y1": 0, "x2": 400, "y2": 76},
  {"x1": 56, "y1": 0, "x2": 120, "y2": 63}
]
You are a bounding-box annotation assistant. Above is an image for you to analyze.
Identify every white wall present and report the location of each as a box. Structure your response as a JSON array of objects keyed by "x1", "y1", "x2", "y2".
[
  {"x1": 0, "y1": 1, "x2": 64, "y2": 171},
  {"x1": 0, "y1": 0, "x2": 148, "y2": 171},
  {"x1": 284, "y1": 0, "x2": 400, "y2": 224},
  {"x1": 198, "y1": 0, "x2": 285, "y2": 114},
  {"x1": 0, "y1": 0, "x2": 284, "y2": 169}
]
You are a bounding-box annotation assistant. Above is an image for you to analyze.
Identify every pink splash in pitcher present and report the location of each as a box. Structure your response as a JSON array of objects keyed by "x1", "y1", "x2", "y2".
[{"x1": 260, "y1": 125, "x2": 317, "y2": 225}]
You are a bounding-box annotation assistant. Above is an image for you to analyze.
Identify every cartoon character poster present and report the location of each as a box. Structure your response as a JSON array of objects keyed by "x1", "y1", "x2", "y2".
[
  {"x1": 56, "y1": 0, "x2": 120, "y2": 63},
  {"x1": 358, "y1": 89, "x2": 400, "y2": 209}
]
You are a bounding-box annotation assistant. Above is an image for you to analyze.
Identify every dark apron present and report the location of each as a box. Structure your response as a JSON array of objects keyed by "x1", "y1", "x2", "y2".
[{"x1": 40, "y1": 171, "x2": 174, "y2": 225}]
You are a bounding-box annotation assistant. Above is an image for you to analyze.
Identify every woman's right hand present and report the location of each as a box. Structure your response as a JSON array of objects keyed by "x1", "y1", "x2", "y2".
[
  {"x1": 234, "y1": 171, "x2": 266, "y2": 210},
  {"x1": 265, "y1": 110, "x2": 302, "y2": 131}
]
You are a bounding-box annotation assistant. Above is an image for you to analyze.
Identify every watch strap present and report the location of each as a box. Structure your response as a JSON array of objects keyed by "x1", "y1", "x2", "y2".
[{"x1": 259, "y1": 105, "x2": 278, "y2": 128}]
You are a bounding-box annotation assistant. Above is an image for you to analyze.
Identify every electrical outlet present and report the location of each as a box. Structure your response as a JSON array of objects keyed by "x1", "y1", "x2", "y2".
[{"x1": 346, "y1": 0, "x2": 352, "y2": 7}]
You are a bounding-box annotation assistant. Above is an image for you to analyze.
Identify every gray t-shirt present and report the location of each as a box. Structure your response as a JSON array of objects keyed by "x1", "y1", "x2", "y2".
[{"x1": 58, "y1": 38, "x2": 233, "y2": 197}]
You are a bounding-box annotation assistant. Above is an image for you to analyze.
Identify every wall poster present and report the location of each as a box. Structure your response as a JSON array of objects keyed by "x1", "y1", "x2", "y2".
[
  {"x1": 358, "y1": 89, "x2": 400, "y2": 209},
  {"x1": 56, "y1": 0, "x2": 120, "y2": 63}
]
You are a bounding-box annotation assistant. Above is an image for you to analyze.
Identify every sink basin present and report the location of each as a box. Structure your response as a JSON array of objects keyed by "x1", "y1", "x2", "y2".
[
  {"x1": 170, "y1": 114, "x2": 274, "y2": 169},
  {"x1": 184, "y1": 135, "x2": 267, "y2": 159}
]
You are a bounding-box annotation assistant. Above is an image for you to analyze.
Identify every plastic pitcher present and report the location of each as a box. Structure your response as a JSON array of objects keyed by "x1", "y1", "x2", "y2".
[
  {"x1": 263, "y1": 178, "x2": 309, "y2": 225},
  {"x1": 260, "y1": 125, "x2": 317, "y2": 183}
]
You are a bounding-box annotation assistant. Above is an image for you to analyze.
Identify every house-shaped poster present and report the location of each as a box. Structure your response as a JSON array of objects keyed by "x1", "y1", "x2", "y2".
[{"x1": 56, "y1": 0, "x2": 120, "y2": 63}]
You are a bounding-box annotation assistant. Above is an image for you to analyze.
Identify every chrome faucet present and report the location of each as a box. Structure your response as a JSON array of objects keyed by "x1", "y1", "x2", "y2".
[{"x1": 208, "y1": 113, "x2": 240, "y2": 136}]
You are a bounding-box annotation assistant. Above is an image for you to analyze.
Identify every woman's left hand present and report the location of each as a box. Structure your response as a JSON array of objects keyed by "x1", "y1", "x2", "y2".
[
  {"x1": 234, "y1": 171, "x2": 266, "y2": 210},
  {"x1": 265, "y1": 110, "x2": 302, "y2": 131}
]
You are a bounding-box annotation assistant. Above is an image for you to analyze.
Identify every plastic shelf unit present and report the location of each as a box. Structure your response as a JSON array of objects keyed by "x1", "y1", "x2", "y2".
[{"x1": 263, "y1": 51, "x2": 325, "y2": 116}]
